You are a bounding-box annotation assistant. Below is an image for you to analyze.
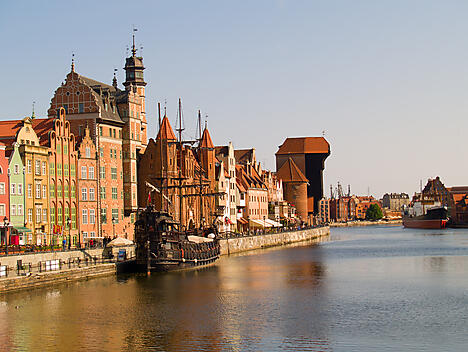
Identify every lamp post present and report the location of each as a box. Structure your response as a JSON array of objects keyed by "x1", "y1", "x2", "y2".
[
  {"x1": 263, "y1": 215, "x2": 266, "y2": 233},
  {"x1": 67, "y1": 217, "x2": 71, "y2": 250},
  {"x1": 112, "y1": 217, "x2": 116, "y2": 238},
  {"x1": 3, "y1": 216, "x2": 9, "y2": 255}
]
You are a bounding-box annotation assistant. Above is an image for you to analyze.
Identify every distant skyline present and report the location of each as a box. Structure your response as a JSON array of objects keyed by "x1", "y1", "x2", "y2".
[{"x1": 1, "y1": 0, "x2": 468, "y2": 198}]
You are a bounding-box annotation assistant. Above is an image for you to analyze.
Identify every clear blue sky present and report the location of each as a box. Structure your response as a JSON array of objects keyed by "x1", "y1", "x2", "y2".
[{"x1": 1, "y1": 0, "x2": 468, "y2": 198}]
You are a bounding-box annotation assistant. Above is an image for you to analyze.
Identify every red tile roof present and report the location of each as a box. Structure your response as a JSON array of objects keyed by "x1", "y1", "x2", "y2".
[
  {"x1": 276, "y1": 158, "x2": 308, "y2": 183},
  {"x1": 200, "y1": 127, "x2": 214, "y2": 148},
  {"x1": 156, "y1": 116, "x2": 176, "y2": 140},
  {"x1": 276, "y1": 137, "x2": 329, "y2": 155}
]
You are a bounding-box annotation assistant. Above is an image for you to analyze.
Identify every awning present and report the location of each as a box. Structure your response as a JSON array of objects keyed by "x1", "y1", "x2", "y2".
[
  {"x1": 12, "y1": 226, "x2": 32, "y2": 233},
  {"x1": 265, "y1": 219, "x2": 283, "y2": 227},
  {"x1": 237, "y1": 217, "x2": 248, "y2": 225},
  {"x1": 249, "y1": 219, "x2": 272, "y2": 228}
]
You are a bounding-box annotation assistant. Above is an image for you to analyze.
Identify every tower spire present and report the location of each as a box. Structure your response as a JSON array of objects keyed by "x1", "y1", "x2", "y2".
[
  {"x1": 132, "y1": 27, "x2": 137, "y2": 56},
  {"x1": 112, "y1": 68, "x2": 118, "y2": 88},
  {"x1": 31, "y1": 101, "x2": 36, "y2": 119},
  {"x1": 71, "y1": 53, "x2": 75, "y2": 72}
]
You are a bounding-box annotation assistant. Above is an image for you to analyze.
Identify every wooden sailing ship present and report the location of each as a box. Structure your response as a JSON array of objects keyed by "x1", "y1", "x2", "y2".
[{"x1": 135, "y1": 100, "x2": 221, "y2": 272}]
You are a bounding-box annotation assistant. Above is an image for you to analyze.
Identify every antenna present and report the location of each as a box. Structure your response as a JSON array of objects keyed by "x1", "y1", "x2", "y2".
[
  {"x1": 164, "y1": 99, "x2": 167, "y2": 116},
  {"x1": 158, "y1": 102, "x2": 161, "y2": 129}
]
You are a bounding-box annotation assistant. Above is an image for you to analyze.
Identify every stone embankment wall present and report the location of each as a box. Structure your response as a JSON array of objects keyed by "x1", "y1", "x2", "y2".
[
  {"x1": 219, "y1": 226, "x2": 329, "y2": 256},
  {"x1": 0, "y1": 264, "x2": 116, "y2": 293},
  {"x1": 330, "y1": 220, "x2": 402, "y2": 227},
  {"x1": 0, "y1": 245, "x2": 135, "y2": 268}
]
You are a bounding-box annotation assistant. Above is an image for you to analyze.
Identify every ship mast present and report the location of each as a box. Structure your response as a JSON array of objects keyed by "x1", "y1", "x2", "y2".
[
  {"x1": 176, "y1": 98, "x2": 184, "y2": 226},
  {"x1": 198, "y1": 110, "x2": 204, "y2": 227}
]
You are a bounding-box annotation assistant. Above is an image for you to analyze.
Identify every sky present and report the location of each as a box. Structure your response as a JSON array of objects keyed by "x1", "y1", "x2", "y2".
[{"x1": 1, "y1": 0, "x2": 468, "y2": 198}]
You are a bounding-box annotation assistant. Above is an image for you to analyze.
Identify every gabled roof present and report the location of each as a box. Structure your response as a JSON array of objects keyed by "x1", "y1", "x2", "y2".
[
  {"x1": 0, "y1": 120, "x2": 23, "y2": 145},
  {"x1": 215, "y1": 145, "x2": 228, "y2": 157},
  {"x1": 200, "y1": 127, "x2": 214, "y2": 148},
  {"x1": 156, "y1": 116, "x2": 176, "y2": 140},
  {"x1": 234, "y1": 149, "x2": 254, "y2": 164},
  {"x1": 276, "y1": 158, "x2": 308, "y2": 183},
  {"x1": 276, "y1": 137, "x2": 330, "y2": 155},
  {"x1": 32, "y1": 118, "x2": 55, "y2": 146}
]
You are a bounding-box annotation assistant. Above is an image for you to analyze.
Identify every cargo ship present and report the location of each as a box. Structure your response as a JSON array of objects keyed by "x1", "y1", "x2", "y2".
[{"x1": 402, "y1": 205, "x2": 449, "y2": 229}]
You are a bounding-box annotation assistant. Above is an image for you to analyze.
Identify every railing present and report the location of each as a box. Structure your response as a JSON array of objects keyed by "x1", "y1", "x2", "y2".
[
  {"x1": 0, "y1": 243, "x2": 106, "y2": 257},
  {"x1": 0, "y1": 253, "x2": 135, "y2": 279},
  {"x1": 218, "y1": 224, "x2": 326, "y2": 239}
]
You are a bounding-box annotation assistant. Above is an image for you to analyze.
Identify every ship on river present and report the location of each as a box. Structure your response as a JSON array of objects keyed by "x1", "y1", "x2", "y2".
[
  {"x1": 134, "y1": 206, "x2": 220, "y2": 272},
  {"x1": 402, "y1": 202, "x2": 449, "y2": 229}
]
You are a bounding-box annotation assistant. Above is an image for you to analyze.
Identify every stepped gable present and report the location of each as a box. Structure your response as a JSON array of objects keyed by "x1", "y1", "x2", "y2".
[
  {"x1": 234, "y1": 149, "x2": 254, "y2": 164},
  {"x1": 277, "y1": 157, "x2": 308, "y2": 183},
  {"x1": 156, "y1": 116, "x2": 176, "y2": 140},
  {"x1": 276, "y1": 137, "x2": 329, "y2": 155},
  {"x1": 200, "y1": 127, "x2": 214, "y2": 148}
]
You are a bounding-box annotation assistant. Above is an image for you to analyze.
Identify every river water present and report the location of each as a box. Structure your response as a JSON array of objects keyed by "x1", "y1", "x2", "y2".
[{"x1": 1, "y1": 225, "x2": 468, "y2": 351}]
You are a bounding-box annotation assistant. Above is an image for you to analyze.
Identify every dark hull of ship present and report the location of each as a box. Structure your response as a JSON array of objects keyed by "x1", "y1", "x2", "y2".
[
  {"x1": 148, "y1": 255, "x2": 219, "y2": 272},
  {"x1": 403, "y1": 217, "x2": 448, "y2": 229}
]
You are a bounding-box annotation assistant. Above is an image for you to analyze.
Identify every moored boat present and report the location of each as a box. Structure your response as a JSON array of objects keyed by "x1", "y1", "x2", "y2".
[
  {"x1": 134, "y1": 206, "x2": 220, "y2": 272},
  {"x1": 403, "y1": 205, "x2": 449, "y2": 229}
]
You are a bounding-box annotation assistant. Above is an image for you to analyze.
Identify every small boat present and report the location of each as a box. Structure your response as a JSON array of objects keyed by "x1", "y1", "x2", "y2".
[
  {"x1": 402, "y1": 205, "x2": 449, "y2": 229},
  {"x1": 134, "y1": 206, "x2": 220, "y2": 272}
]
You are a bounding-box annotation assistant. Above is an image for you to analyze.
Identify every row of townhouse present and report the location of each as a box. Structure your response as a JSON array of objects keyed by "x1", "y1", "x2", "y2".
[
  {"x1": 0, "y1": 110, "x2": 101, "y2": 246},
  {"x1": 317, "y1": 195, "x2": 382, "y2": 224}
]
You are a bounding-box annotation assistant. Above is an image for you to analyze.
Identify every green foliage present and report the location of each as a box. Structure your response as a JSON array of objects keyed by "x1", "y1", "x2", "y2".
[{"x1": 366, "y1": 204, "x2": 383, "y2": 221}]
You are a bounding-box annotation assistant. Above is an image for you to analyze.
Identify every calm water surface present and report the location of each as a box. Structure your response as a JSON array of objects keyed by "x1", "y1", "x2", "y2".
[{"x1": 2, "y1": 225, "x2": 468, "y2": 351}]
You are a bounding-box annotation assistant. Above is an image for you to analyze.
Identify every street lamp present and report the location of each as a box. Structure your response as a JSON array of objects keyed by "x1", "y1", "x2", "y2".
[
  {"x1": 112, "y1": 217, "x2": 116, "y2": 238},
  {"x1": 3, "y1": 216, "x2": 9, "y2": 255},
  {"x1": 67, "y1": 217, "x2": 71, "y2": 250},
  {"x1": 263, "y1": 215, "x2": 266, "y2": 233}
]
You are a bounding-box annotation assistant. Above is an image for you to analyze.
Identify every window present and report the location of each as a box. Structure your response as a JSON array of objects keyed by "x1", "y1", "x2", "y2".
[
  {"x1": 83, "y1": 232, "x2": 88, "y2": 239},
  {"x1": 100, "y1": 187, "x2": 106, "y2": 199},
  {"x1": 89, "y1": 188, "x2": 95, "y2": 201},
  {"x1": 14, "y1": 164, "x2": 19, "y2": 174},
  {"x1": 90, "y1": 231, "x2": 96, "y2": 238},
  {"x1": 50, "y1": 163, "x2": 55, "y2": 176},
  {"x1": 71, "y1": 185, "x2": 76, "y2": 198},
  {"x1": 64, "y1": 184, "x2": 69, "y2": 198},
  {"x1": 27, "y1": 184, "x2": 32, "y2": 198},
  {"x1": 89, "y1": 166, "x2": 95, "y2": 179},
  {"x1": 28, "y1": 209, "x2": 33, "y2": 223},
  {"x1": 89, "y1": 209, "x2": 95, "y2": 224},
  {"x1": 111, "y1": 187, "x2": 118, "y2": 199},
  {"x1": 99, "y1": 127, "x2": 103, "y2": 136},
  {"x1": 10, "y1": 183, "x2": 15, "y2": 195},
  {"x1": 58, "y1": 163, "x2": 62, "y2": 177},
  {"x1": 58, "y1": 207, "x2": 62, "y2": 224},
  {"x1": 0, "y1": 204, "x2": 5, "y2": 216},
  {"x1": 64, "y1": 144, "x2": 67, "y2": 155},
  {"x1": 79, "y1": 103, "x2": 84, "y2": 113},
  {"x1": 72, "y1": 207, "x2": 77, "y2": 229},
  {"x1": 71, "y1": 164, "x2": 75, "y2": 177},
  {"x1": 81, "y1": 166, "x2": 87, "y2": 179},
  {"x1": 57, "y1": 184, "x2": 62, "y2": 197},
  {"x1": 111, "y1": 168, "x2": 117, "y2": 179},
  {"x1": 35, "y1": 160, "x2": 40, "y2": 175},
  {"x1": 42, "y1": 162, "x2": 46, "y2": 176},
  {"x1": 50, "y1": 209, "x2": 55, "y2": 225},
  {"x1": 0, "y1": 183, "x2": 4, "y2": 195},
  {"x1": 82, "y1": 209, "x2": 88, "y2": 224},
  {"x1": 64, "y1": 164, "x2": 69, "y2": 177},
  {"x1": 36, "y1": 208, "x2": 41, "y2": 223},
  {"x1": 112, "y1": 209, "x2": 119, "y2": 224},
  {"x1": 36, "y1": 184, "x2": 41, "y2": 199},
  {"x1": 17, "y1": 205, "x2": 23, "y2": 216},
  {"x1": 101, "y1": 208, "x2": 107, "y2": 224},
  {"x1": 85, "y1": 147, "x2": 91, "y2": 158},
  {"x1": 100, "y1": 148, "x2": 103, "y2": 157},
  {"x1": 118, "y1": 130, "x2": 121, "y2": 139},
  {"x1": 27, "y1": 160, "x2": 32, "y2": 174},
  {"x1": 17, "y1": 183, "x2": 22, "y2": 195},
  {"x1": 82, "y1": 188, "x2": 87, "y2": 201},
  {"x1": 100, "y1": 166, "x2": 105, "y2": 179},
  {"x1": 42, "y1": 185, "x2": 47, "y2": 199},
  {"x1": 110, "y1": 149, "x2": 113, "y2": 158},
  {"x1": 50, "y1": 184, "x2": 55, "y2": 197}
]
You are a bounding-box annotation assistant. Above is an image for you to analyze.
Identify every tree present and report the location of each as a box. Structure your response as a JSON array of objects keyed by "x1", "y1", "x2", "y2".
[{"x1": 365, "y1": 203, "x2": 383, "y2": 221}]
